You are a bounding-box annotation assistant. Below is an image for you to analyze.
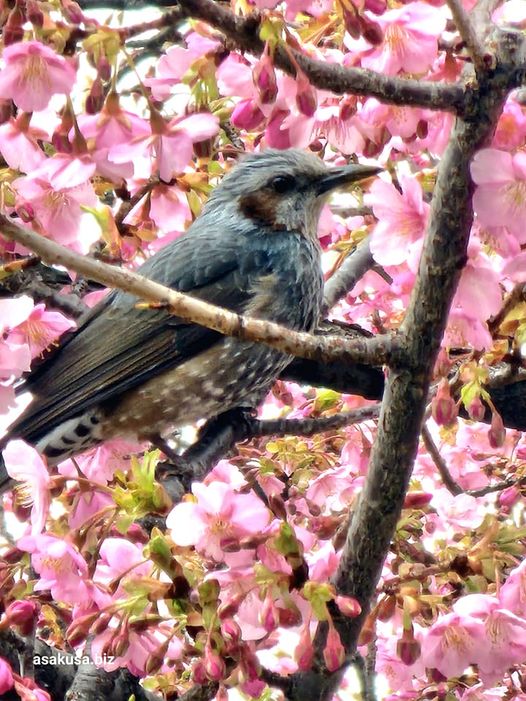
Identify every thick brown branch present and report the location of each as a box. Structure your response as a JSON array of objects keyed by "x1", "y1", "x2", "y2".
[
  {"x1": 0, "y1": 216, "x2": 396, "y2": 367},
  {"x1": 175, "y1": 0, "x2": 466, "y2": 112},
  {"x1": 309, "y1": 32, "x2": 520, "y2": 696}
]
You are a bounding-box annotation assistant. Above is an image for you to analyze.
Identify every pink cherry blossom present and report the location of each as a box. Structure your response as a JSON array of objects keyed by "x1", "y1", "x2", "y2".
[
  {"x1": 471, "y1": 148, "x2": 526, "y2": 242},
  {"x1": 421, "y1": 611, "x2": 487, "y2": 678},
  {"x1": 499, "y1": 559, "x2": 526, "y2": 618},
  {"x1": 0, "y1": 41, "x2": 76, "y2": 112},
  {"x1": 361, "y1": 3, "x2": 446, "y2": 75},
  {"x1": 167, "y1": 481, "x2": 270, "y2": 561},
  {"x1": 0, "y1": 114, "x2": 46, "y2": 172},
  {"x1": 366, "y1": 175, "x2": 429, "y2": 266},
  {"x1": 145, "y1": 33, "x2": 220, "y2": 100},
  {"x1": 109, "y1": 112, "x2": 219, "y2": 183},
  {"x1": 2, "y1": 440, "x2": 50, "y2": 534},
  {"x1": 18, "y1": 534, "x2": 92, "y2": 604},
  {"x1": 13, "y1": 156, "x2": 98, "y2": 252},
  {"x1": 454, "y1": 594, "x2": 526, "y2": 682},
  {"x1": 8, "y1": 303, "x2": 75, "y2": 358}
]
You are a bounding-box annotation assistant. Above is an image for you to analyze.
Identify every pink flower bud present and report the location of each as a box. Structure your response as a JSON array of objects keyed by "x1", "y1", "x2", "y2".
[
  {"x1": 62, "y1": 0, "x2": 85, "y2": 23},
  {"x1": 499, "y1": 485, "x2": 520, "y2": 509},
  {"x1": 260, "y1": 592, "x2": 279, "y2": 633},
  {"x1": 432, "y1": 380, "x2": 457, "y2": 426},
  {"x1": 295, "y1": 72, "x2": 317, "y2": 117},
  {"x1": 334, "y1": 595, "x2": 361, "y2": 618},
  {"x1": 342, "y1": 6, "x2": 361, "y2": 38},
  {"x1": 403, "y1": 491, "x2": 433, "y2": 509},
  {"x1": 4, "y1": 4, "x2": 25, "y2": 46},
  {"x1": 221, "y1": 618, "x2": 241, "y2": 644},
  {"x1": 364, "y1": 0, "x2": 387, "y2": 12},
  {"x1": 231, "y1": 99, "x2": 265, "y2": 131},
  {"x1": 396, "y1": 628, "x2": 421, "y2": 665},
  {"x1": 204, "y1": 646, "x2": 226, "y2": 681},
  {"x1": 467, "y1": 395, "x2": 486, "y2": 422},
  {"x1": 192, "y1": 660, "x2": 208, "y2": 684},
  {"x1": 86, "y1": 77, "x2": 104, "y2": 115},
  {"x1": 359, "y1": 16, "x2": 384, "y2": 45},
  {"x1": 488, "y1": 411, "x2": 506, "y2": 448},
  {"x1": 6, "y1": 600, "x2": 37, "y2": 634},
  {"x1": 253, "y1": 46, "x2": 278, "y2": 104},
  {"x1": 294, "y1": 625, "x2": 314, "y2": 671},
  {"x1": 217, "y1": 592, "x2": 244, "y2": 619},
  {"x1": 323, "y1": 624, "x2": 345, "y2": 672},
  {"x1": 27, "y1": 0, "x2": 44, "y2": 27}
]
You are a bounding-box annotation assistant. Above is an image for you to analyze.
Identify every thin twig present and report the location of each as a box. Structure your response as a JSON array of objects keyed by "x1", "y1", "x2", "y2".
[
  {"x1": 0, "y1": 216, "x2": 397, "y2": 368},
  {"x1": 446, "y1": 0, "x2": 489, "y2": 73},
  {"x1": 421, "y1": 424, "x2": 463, "y2": 495}
]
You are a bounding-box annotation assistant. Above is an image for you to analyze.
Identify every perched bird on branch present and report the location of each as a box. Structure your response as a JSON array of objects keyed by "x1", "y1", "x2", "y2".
[{"x1": 0, "y1": 149, "x2": 381, "y2": 492}]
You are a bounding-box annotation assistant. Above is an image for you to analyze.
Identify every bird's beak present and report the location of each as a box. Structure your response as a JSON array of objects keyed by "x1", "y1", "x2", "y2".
[{"x1": 315, "y1": 163, "x2": 383, "y2": 196}]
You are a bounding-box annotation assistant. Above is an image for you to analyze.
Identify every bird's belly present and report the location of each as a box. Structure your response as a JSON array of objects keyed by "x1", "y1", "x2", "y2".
[{"x1": 100, "y1": 338, "x2": 289, "y2": 440}]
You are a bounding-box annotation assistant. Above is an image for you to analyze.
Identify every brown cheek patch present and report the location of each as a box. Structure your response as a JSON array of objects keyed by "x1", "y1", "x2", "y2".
[{"x1": 239, "y1": 191, "x2": 281, "y2": 229}]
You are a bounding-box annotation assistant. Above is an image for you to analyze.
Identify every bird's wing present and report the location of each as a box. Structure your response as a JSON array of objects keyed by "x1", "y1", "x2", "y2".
[{"x1": 8, "y1": 229, "x2": 268, "y2": 443}]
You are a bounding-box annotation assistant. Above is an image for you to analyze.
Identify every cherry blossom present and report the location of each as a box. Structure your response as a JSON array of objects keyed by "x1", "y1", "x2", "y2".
[
  {"x1": 471, "y1": 148, "x2": 526, "y2": 242},
  {"x1": 0, "y1": 41, "x2": 76, "y2": 112},
  {"x1": 167, "y1": 481, "x2": 270, "y2": 561}
]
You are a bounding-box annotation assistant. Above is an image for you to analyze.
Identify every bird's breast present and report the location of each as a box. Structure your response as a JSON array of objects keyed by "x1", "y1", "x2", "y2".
[{"x1": 99, "y1": 337, "x2": 290, "y2": 440}]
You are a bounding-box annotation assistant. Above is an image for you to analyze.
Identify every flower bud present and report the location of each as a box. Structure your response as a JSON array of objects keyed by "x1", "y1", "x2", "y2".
[
  {"x1": 295, "y1": 72, "x2": 317, "y2": 117},
  {"x1": 253, "y1": 46, "x2": 278, "y2": 104},
  {"x1": 396, "y1": 626, "x2": 421, "y2": 665},
  {"x1": 467, "y1": 395, "x2": 486, "y2": 422},
  {"x1": 230, "y1": 100, "x2": 265, "y2": 131},
  {"x1": 360, "y1": 16, "x2": 384, "y2": 44},
  {"x1": 5, "y1": 600, "x2": 37, "y2": 635},
  {"x1": 342, "y1": 6, "x2": 361, "y2": 38},
  {"x1": 260, "y1": 592, "x2": 279, "y2": 633},
  {"x1": 488, "y1": 411, "x2": 505, "y2": 448},
  {"x1": 323, "y1": 624, "x2": 345, "y2": 672},
  {"x1": 334, "y1": 595, "x2": 361, "y2": 618},
  {"x1": 27, "y1": 0, "x2": 44, "y2": 27},
  {"x1": 432, "y1": 380, "x2": 457, "y2": 426},
  {"x1": 294, "y1": 625, "x2": 314, "y2": 671},
  {"x1": 204, "y1": 646, "x2": 226, "y2": 681},
  {"x1": 364, "y1": 0, "x2": 387, "y2": 13}
]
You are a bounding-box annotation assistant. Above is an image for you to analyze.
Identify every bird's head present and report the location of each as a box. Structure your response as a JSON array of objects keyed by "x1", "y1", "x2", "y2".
[{"x1": 206, "y1": 149, "x2": 381, "y2": 239}]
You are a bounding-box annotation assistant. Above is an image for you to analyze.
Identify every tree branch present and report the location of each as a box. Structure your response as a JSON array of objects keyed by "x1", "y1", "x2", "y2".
[
  {"x1": 446, "y1": 0, "x2": 489, "y2": 72},
  {"x1": 322, "y1": 237, "x2": 375, "y2": 314},
  {"x1": 0, "y1": 216, "x2": 396, "y2": 367},
  {"x1": 174, "y1": 0, "x2": 466, "y2": 112},
  {"x1": 421, "y1": 424, "x2": 463, "y2": 495}
]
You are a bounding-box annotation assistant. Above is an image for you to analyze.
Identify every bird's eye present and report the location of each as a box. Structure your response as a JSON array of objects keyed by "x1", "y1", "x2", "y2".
[{"x1": 270, "y1": 175, "x2": 296, "y2": 194}]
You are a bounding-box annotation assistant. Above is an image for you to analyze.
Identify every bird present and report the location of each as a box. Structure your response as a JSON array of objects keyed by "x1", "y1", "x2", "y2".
[{"x1": 0, "y1": 148, "x2": 381, "y2": 492}]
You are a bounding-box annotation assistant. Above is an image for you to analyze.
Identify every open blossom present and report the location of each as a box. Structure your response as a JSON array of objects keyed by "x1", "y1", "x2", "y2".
[
  {"x1": 2, "y1": 440, "x2": 50, "y2": 534},
  {"x1": 0, "y1": 41, "x2": 76, "y2": 112},
  {"x1": 471, "y1": 148, "x2": 526, "y2": 242},
  {"x1": 361, "y1": 2, "x2": 446, "y2": 75},
  {"x1": 0, "y1": 114, "x2": 47, "y2": 172},
  {"x1": 366, "y1": 175, "x2": 429, "y2": 266},
  {"x1": 453, "y1": 594, "x2": 526, "y2": 682},
  {"x1": 109, "y1": 111, "x2": 219, "y2": 183},
  {"x1": 18, "y1": 534, "x2": 92, "y2": 604},
  {"x1": 167, "y1": 481, "x2": 270, "y2": 561},
  {"x1": 8, "y1": 303, "x2": 75, "y2": 358},
  {"x1": 13, "y1": 155, "x2": 98, "y2": 252},
  {"x1": 421, "y1": 611, "x2": 488, "y2": 678}
]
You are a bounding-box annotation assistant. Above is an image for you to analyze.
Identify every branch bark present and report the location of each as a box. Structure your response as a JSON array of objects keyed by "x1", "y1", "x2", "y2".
[
  {"x1": 175, "y1": 0, "x2": 466, "y2": 112},
  {"x1": 0, "y1": 215, "x2": 396, "y2": 367}
]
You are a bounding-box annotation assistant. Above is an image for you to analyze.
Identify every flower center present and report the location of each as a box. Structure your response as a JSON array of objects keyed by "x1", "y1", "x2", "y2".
[{"x1": 22, "y1": 56, "x2": 51, "y2": 90}]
